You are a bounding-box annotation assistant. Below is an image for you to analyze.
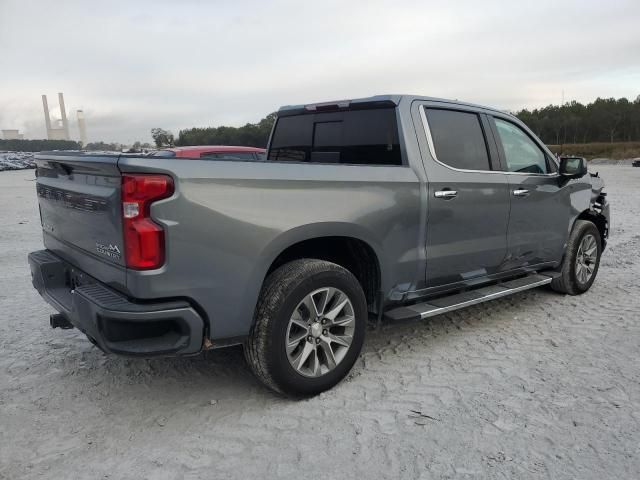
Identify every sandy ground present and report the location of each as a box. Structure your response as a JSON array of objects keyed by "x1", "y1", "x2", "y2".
[{"x1": 0, "y1": 166, "x2": 638, "y2": 480}]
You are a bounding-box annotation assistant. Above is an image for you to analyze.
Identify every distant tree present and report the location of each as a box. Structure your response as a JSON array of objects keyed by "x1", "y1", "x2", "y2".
[
  {"x1": 516, "y1": 95, "x2": 640, "y2": 144},
  {"x1": 151, "y1": 128, "x2": 175, "y2": 148},
  {"x1": 175, "y1": 112, "x2": 276, "y2": 148},
  {"x1": 85, "y1": 141, "x2": 122, "y2": 151},
  {"x1": 0, "y1": 139, "x2": 81, "y2": 152}
]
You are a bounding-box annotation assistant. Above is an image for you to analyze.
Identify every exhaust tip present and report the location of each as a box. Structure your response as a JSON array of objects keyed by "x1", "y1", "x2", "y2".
[{"x1": 50, "y1": 313, "x2": 74, "y2": 330}]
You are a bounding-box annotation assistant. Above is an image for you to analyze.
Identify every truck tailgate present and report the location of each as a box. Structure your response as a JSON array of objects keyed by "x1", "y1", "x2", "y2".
[{"x1": 35, "y1": 152, "x2": 126, "y2": 289}]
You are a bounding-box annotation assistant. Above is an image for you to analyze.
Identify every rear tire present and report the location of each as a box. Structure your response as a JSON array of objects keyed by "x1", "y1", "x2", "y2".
[
  {"x1": 551, "y1": 220, "x2": 602, "y2": 295},
  {"x1": 244, "y1": 259, "x2": 367, "y2": 397}
]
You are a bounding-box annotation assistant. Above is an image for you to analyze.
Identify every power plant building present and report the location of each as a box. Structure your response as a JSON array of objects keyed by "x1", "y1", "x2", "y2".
[
  {"x1": 1, "y1": 129, "x2": 24, "y2": 140},
  {"x1": 76, "y1": 110, "x2": 87, "y2": 146},
  {"x1": 42, "y1": 93, "x2": 70, "y2": 140}
]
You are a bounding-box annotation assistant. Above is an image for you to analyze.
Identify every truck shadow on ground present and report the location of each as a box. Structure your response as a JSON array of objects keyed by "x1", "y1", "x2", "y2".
[{"x1": 55, "y1": 287, "x2": 558, "y2": 406}]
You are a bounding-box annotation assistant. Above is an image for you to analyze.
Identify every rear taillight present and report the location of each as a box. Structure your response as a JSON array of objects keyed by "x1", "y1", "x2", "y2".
[{"x1": 121, "y1": 174, "x2": 174, "y2": 270}]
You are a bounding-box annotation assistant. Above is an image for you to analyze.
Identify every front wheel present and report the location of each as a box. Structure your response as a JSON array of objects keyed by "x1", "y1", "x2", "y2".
[
  {"x1": 551, "y1": 220, "x2": 602, "y2": 295},
  {"x1": 244, "y1": 259, "x2": 367, "y2": 397}
]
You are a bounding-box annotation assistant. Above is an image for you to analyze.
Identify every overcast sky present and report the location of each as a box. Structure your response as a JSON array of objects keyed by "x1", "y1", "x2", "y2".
[{"x1": 1, "y1": 0, "x2": 639, "y2": 144}]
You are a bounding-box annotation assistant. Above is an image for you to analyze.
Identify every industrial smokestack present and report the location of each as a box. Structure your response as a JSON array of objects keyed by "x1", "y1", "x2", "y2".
[
  {"x1": 42, "y1": 94, "x2": 52, "y2": 133},
  {"x1": 58, "y1": 92, "x2": 70, "y2": 140},
  {"x1": 77, "y1": 110, "x2": 87, "y2": 147}
]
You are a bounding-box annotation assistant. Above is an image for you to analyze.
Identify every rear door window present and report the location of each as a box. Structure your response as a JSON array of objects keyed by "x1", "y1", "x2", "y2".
[
  {"x1": 424, "y1": 108, "x2": 491, "y2": 171},
  {"x1": 493, "y1": 118, "x2": 549, "y2": 174},
  {"x1": 268, "y1": 108, "x2": 402, "y2": 165}
]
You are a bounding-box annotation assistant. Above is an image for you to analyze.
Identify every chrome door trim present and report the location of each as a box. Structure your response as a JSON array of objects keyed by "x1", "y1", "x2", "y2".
[{"x1": 418, "y1": 105, "x2": 559, "y2": 177}]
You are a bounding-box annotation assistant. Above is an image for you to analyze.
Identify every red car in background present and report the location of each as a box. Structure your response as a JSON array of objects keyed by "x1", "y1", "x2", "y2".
[{"x1": 152, "y1": 145, "x2": 265, "y2": 161}]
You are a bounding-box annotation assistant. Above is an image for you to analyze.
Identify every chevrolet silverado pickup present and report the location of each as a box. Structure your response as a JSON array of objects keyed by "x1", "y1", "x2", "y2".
[{"x1": 28, "y1": 95, "x2": 610, "y2": 396}]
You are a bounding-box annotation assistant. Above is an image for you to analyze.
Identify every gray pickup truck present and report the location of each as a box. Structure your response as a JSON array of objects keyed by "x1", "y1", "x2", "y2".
[{"x1": 28, "y1": 95, "x2": 610, "y2": 396}]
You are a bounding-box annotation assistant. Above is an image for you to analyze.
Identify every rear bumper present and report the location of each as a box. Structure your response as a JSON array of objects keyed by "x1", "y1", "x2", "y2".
[{"x1": 28, "y1": 249, "x2": 204, "y2": 357}]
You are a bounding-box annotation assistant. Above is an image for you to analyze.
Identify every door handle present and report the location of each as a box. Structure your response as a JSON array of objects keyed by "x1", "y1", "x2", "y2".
[
  {"x1": 513, "y1": 189, "x2": 530, "y2": 197},
  {"x1": 434, "y1": 190, "x2": 458, "y2": 199}
]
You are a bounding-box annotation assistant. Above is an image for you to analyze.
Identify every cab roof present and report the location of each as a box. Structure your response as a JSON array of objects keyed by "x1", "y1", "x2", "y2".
[{"x1": 277, "y1": 94, "x2": 511, "y2": 117}]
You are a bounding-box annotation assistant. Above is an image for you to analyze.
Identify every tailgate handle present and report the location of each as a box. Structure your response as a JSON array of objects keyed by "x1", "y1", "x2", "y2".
[{"x1": 48, "y1": 161, "x2": 73, "y2": 176}]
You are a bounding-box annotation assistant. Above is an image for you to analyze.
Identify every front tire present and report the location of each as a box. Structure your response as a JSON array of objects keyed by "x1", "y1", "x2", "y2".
[
  {"x1": 551, "y1": 220, "x2": 602, "y2": 295},
  {"x1": 245, "y1": 259, "x2": 367, "y2": 397}
]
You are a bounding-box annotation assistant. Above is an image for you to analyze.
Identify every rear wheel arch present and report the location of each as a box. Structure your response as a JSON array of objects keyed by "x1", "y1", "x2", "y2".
[{"x1": 264, "y1": 235, "x2": 382, "y2": 312}]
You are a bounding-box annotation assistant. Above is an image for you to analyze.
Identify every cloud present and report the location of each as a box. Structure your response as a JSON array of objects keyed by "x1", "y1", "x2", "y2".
[{"x1": 1, "y1": 0, "x2": 638, "y2": 143}]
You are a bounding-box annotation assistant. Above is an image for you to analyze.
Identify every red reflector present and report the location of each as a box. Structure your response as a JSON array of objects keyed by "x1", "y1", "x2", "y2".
[{"x1": 121, "y1": 174, "x2": 174, "y2": 270}]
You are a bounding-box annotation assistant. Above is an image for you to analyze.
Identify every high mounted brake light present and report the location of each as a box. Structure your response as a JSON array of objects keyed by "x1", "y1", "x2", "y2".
[
  {"x1": 121, "y1": 174, "x2": 174, "y2": 270},
  {"x1": 304, "y1": 100, "x2": 351, "y2": 111}
]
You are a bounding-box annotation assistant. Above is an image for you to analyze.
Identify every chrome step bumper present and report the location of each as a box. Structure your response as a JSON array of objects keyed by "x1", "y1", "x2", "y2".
[{"x1": 385, "y1": 273, "x2": 553, "y2": 322}]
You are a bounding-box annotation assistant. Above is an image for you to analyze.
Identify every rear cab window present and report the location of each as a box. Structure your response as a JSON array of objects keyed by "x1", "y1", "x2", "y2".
[{"x1": 268, "y1": 107, "x2": 402, "y2": 166}]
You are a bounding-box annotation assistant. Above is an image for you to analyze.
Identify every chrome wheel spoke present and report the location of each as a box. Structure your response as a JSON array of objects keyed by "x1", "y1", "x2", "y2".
[
  {"x1": 331, "y1": 314, "x2": 354, "y2": 327},
  {"x1": 324, "y1": 294, "x2": 349, "y2": 322},
  {"x1": 328, "y1": 332, "x2": 352, "y2": 348},
  {"x1": 309, "y1": 348, "x2": 320, "y2": 377},
  {"x1": 302, "y1": 295, "x2": 321, "y2": 318},
  {"x1": 317, "y1": 287, "x2": 333, "y2": 316},
  {"x1": 287, "y1": 330, "x2": 307, "y2": 352},
  {"x1": 319, "y1": 340, "x2": 337, "y2": 370},
  {"x1": 293, "y1": 341, "x2": 315, "y2": 371},
  {"x1": 285, "y1": 287, "x2": 355, "y2": 378},
  {"x1": 290, "y1": 311, "x2": 308, "y2": 330}
]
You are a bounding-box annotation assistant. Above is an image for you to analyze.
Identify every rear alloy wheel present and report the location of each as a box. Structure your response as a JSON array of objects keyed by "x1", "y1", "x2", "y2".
[
  {"x1": 245, "y1": 259, "x2": 366, "y2": 396},
  {"x1": 286, "y1": 287, "x2": 355, "y2": 378},
  {"x1": 551, "y1": 220, "x2": 602, "y2": 295}
]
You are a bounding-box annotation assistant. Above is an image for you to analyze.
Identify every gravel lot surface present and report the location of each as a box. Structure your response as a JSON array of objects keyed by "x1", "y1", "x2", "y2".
[{"x1": 1, "y1": 166, "x2": 638, "y2": 479}]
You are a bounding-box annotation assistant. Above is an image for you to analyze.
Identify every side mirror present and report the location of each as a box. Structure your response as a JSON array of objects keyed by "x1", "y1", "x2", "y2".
[{"x1": 559, "y1": 157, "x2": 587, "y2": 179}]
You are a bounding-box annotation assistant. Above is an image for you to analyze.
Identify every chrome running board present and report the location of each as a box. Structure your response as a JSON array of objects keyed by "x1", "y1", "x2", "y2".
[{"x1": 384, "y1": 273, "x2": 553, "y2": 321}]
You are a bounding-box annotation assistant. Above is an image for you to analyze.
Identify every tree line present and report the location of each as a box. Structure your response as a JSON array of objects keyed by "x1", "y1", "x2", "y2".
[
  {"x1": 168, "y1": 96, "x2": 640, "y2": 149},
  {"x1": 516, "y1": 96, "x2": 640, "y2": 145},
  {"x1": 0, "y1": 139, "x2": 153, "y2": 152},
  {"x1": 0, "y1": 139, "x2": 80, "y2": 152},
  {"x1": 173, "y1": 113, "x2": 276, "y2": 148},
  {"x1": 5, "y1": 95, "x2": 638, "y2": 153},
  {"x1": 84, "y1": 141, "x2": 152, "y2": 152}
]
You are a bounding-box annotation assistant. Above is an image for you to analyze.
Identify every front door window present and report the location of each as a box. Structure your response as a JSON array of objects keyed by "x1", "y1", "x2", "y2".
[{"x1": 494, "y1": 118, "x2": 548, "y2": 174}]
